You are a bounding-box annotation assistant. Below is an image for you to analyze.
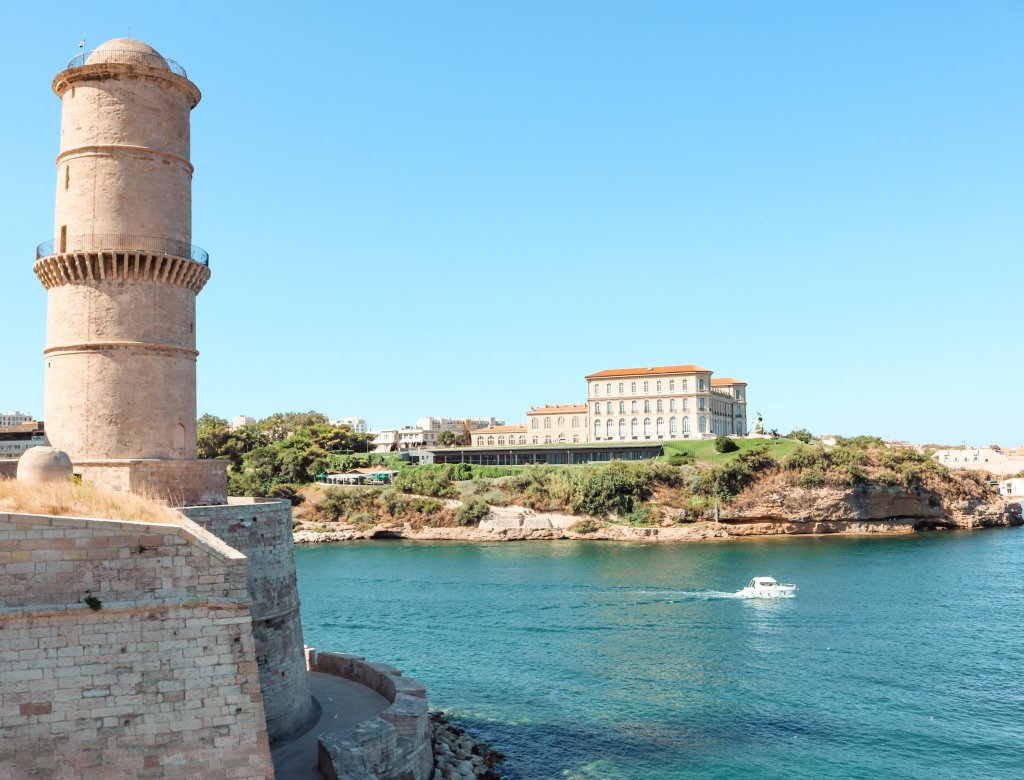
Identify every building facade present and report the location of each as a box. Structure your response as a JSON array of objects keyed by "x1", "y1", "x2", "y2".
[
  {"x1": 333, "y1": 416, "x2": 369, "y2": 434},
  {"x1": 0, "y1": 411, "x2": 35, "y2": 427},
  {"x1": 0, "y1": 421, "x2": 47, "y2": 459},
  {"x1": 471, "y1": 424, "x2": 529, "y2": 447},
  {"x1": 416, "y1": 416, "x2": 504, "y2": 434},
  {"x1": 587, "y1": 365, "x2": 747, "y2": 442},
  {"x1": 526, "y1": 405, "x2": 589, "y2": 444},
  {"x1": 231, "y1": 415, "x2": 257, "y2": 430},
  {"x1": 371, "y1": 427, "x2": 439, "y2": 452},
  {"x1": 933, "y1": 447, "x2": 1024, "y2": 476}
]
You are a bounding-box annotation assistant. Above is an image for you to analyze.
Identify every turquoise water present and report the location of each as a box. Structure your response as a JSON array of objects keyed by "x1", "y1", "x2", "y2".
[{"x1": 295, "y1": 531, "x2": 1024, "y2": 779}]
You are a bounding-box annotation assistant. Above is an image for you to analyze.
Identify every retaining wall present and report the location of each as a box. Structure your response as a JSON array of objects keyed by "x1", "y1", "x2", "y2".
[{"x1": 307, "y1": 647, "x2": 433, "y2": 780}]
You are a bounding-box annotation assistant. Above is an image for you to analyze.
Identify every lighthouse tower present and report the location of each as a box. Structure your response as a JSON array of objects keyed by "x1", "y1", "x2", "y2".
[{"x1": 35, "y1": 38, "x2": 226, "y2": 504}]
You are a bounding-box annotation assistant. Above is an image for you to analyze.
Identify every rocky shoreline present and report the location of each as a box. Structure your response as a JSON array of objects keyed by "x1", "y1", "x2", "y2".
[{"x1": 430, "y1": 711, "x2": 504, "y2": 779}]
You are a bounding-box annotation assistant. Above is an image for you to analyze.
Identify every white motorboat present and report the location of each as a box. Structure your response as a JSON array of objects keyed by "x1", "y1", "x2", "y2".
[{"x1": 737, "y1": 576, "x2": 797, "y2": 598}]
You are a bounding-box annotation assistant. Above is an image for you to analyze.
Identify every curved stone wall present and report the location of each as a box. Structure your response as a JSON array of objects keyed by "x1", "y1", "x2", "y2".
[{"x1": 182, "y1": 498, "x2": 314, "y2": 743}]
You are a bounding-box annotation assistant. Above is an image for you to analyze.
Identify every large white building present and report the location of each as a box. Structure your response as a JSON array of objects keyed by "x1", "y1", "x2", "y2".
[
  {"x1": 471, "y1": 363, "x2": 749, "y2": 447},
  {"x1": 0, "y1": 411, "x2": 35, "y2": 428}
]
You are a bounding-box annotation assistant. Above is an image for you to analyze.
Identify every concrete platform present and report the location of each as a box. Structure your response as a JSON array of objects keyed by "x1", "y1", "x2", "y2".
[{"x1": 271, "y1": 670, "x2": 390, "y2": 779}]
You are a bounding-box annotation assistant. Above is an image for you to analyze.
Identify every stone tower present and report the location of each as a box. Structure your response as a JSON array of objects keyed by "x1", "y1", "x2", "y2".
[{"x1": 35, "y1": 38, "x2": 225, "y2": 504}]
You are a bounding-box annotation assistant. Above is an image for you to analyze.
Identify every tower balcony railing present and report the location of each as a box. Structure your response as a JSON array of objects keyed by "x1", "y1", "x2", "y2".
[
  {"x1": 37, "y1": 234, "x2": 209, "y2": 266},
  {"x1": 65, "y1": 50, "x2": 188, "y2": 78}
]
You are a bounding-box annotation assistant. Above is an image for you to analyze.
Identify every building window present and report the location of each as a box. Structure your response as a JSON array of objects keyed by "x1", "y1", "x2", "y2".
[
  {"x1": 619, "y1": 401, "x2": 625, "y2": 413},
  {"x1": 682, "y1": 380, "x2": 688, "y2": 391},
  {"x1": 594, "y1": 403, "x2": 600, "y2": 415},
  {"x1": 606, "y1": 420, "x2": 614, "y2": 438},
  {"x1": 644, "y1": 418, "x2": 652, "y2": 436},
  {"x1": 656, "y1": 418, "x2": 665, "y2": 436},
  {"x1": 631, "y1": 418, "x2": 639, "y2": 436},
  {"x1": 532, "y1": 418, "x2": 538, "y2": 429},
  {"x1": 657, "y1": 399, "x2": 663, "y2": 412},
  {"x1": 669, "y1": 417, "x2": 678, "y2": 435},
  {"x1": 606, "y1": 402, "x2": 612, "y2": 413},
  {"x1": 683, "y1": 398, "x2": 689, "y2": 411},
  {"x1": 618, "y1": 419, "x2": 626, "y2": 438},
  {"x1": 699, "y1": 378, "x2": 705, "y2": 391},
  {"x1": 631, "y1": 401, "x2": 638, "y2": 413},
  {"x1": 618, "y1": 383, "x2": 624, "y2": 394},
  {"x1": 594, "y1": 383, "x2": 599, "y2": 396},
  {"x1": 573, "y1": 435, "x2": 579, "y2": 443},
  {"x1": 669, "y1": 399, "x2": 676, "y2": 412},
  {"x1": 557, "y1": 417, "x2": 564, "y2": 428},
  {"x1": 477, "y1": 437, "x2": 484, "y2": 446},
  {"x1": 533, "y1": 436, "x2": 538, "y2": 444},
  {"x1": 544, "y1": 417, "x2": 551, "y2": 429},
  {"x1": 558, "y1": 434, "x2": 565, "y2": 443},
  {"x1": 683, "y1": 417, "x2": 691, "y2": 434},
  {"x1": 699, "y1": 417, "x2": 707, "y2": 433},
  {"x1": 656, "y1": 380, "x2": 662, "y2": 392},
  {"x1": 594, "y1": 420, "x2": 601, "y2": 438},
  {"x1": 669, "y1": 380, "x2": 675, "y2": 392},
  {"x1": 699, "y1": 398, "x2": 706, "y2": 411},
  {"x1": 644, "y1": 381, "x2": 649, "y2": 393},
  {"x1": 520, "y1": 436, "x2": 526, "y2": 445},
  {"x1": 487, "y1": 436, "x2": 494, "y2": 445},
  {"x1": 606, "y1": 383, "x2": 612, "y2": 394},
  {"x1": 572, "y1": 417, "x2": 579, "y2": 428},
  {"x1": 497, "y1": 437, "x2": 505, "y2": 446},
  {"x1": 631, "y1": 382, "x2": 637, "y2": 394},
  {"x1": 545, "y1": 435, "x2": 552, "y2": 444},
  {"x1": 644, "y1": 400, "x2": 650, "y2": 413}
]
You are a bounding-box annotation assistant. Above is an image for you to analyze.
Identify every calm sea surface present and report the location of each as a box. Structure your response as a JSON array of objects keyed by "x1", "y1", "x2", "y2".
[{"x1": 295, "y1": 530, "x2": 1024, "y2": 779}]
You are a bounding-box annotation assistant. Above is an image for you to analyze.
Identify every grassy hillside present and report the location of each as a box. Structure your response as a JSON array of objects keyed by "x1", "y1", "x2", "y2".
[{"x1": 661, "y1": 438, "x2": 802, "y2": 465}]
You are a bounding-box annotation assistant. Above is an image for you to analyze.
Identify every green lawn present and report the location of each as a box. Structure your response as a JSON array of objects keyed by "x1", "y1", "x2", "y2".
[{"x1": 660, "y1": 437, "x2": 803, "y2": 466}]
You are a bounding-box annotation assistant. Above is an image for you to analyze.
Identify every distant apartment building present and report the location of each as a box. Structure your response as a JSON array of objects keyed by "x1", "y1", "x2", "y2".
[
  {"x1": 0, "y1": 419, "x2": 47, "y2": 459},
  {"x1": 0, "y1": 411, "x2": 35, "y2": 428},
  {"x1": 230, "y1": 415, "x2": 257, "y2": 430},
  {"x1": 932, "y1": 447, "x2": 1024, "y2": 476},
  {"x1": 416, "y1": 417, "x2": 504, "y2": 434},
  {"x1": 588, "y1": 365, "x2": 747, "y2": 441},
  {"x1": 469, "y1": 363, "x2": 748, "y2": 448},
  {"x1": 332, "y1": 416, "x2": 370, "y2": 434}
]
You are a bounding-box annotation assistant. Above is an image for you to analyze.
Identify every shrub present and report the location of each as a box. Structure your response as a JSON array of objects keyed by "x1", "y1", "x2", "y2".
[
  {"x1": 666, "y1": 452, "x2": 694, "y2": 466},
  {"x1": 796, "y1": 467, "x2": 825, "y2": 489},
  {"x1": 394, "y1": 466, "x2": 456, "y2": 498},
  {"x1": 783, "y1": 445, "x2": 823, "y2": 471},
  {"x1": 787, "y1": 428, "x2": 815, "y2": 444},
  {"x1": 623, "y1": 503, "x2": 656, "y2": 526},
  {"x1": 267, "y1": 483, "x2": 305, "y2": 506},
  {"x1": 570, "y1": 519, "x2": 600, "y2": 534},
  {"x1": 714, "y1": 436, "x2": 739, "y2": 453},
  {"x1": 456, "y1": 498, "x2": 491, "y2": 526}
]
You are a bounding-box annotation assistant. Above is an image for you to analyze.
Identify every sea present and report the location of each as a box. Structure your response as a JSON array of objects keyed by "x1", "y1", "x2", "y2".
[{"x1": 295, "y1": 529, "x2": 1024, "y2": 779}]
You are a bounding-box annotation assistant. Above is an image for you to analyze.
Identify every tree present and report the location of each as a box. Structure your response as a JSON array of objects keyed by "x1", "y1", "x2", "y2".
[
  {"x1": 787, "y1": 428, "x2": 815, "y2": 444},
  {"x1": 453, "y1": 431, "x2": 471, "y2": 447},
  {"x1": 197, "y1": 414, "x2": 230, "y2": 459},
  {"x1": 714, "y1": 436, "x2": 739, "y2": 453},
  {"x1": 437, "y1": 431, "x2": 456, "y2": 447},
  {"x1": 256, "y1": 411, "x2": 330, "y2": 443}
]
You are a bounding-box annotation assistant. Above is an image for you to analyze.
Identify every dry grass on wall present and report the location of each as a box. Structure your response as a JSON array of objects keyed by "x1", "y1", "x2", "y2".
[{"x1": 0, "y1": 478, "x2": 183, "y2": 525}]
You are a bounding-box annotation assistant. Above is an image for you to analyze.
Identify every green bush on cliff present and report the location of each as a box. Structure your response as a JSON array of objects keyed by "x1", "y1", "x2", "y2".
[
  {"x1": 714, "y1": 436, "x2": 739, "y2": 453},
  {"x1": 394, "y1": 466, "x2": 456, "y2": 498},
  {"x1": 456, "y1": 498, "x2": 491, "y2": 526}
]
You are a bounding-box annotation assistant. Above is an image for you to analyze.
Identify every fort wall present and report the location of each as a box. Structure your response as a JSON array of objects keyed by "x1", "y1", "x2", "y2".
[
  {"x1": 0, "y1": 510, "x2": 274, "y2": 778},
  {"x1": 183, "y1": 498, "x2": 314, "y2": 743}
]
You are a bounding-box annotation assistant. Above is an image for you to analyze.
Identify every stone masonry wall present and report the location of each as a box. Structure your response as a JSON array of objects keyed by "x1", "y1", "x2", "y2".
[
  {"x1": 0, "y1": 511, "x2": 274, "y2": 779},
  {"x1": 183, "y1": 498, "x2": 313, "y2": 743}
]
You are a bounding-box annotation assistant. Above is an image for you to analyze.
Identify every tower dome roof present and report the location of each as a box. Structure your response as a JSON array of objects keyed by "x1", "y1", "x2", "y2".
[{"x1": 86, "y1": 38, "x2": 169, "y2": 70}]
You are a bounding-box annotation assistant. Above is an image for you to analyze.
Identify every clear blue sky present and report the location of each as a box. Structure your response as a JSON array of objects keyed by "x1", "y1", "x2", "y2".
[{"x1": 2, "y1": 1, "x2": 1021, "y2": 445}]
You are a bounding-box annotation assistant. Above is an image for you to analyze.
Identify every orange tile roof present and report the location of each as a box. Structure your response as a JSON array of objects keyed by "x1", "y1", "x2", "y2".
[
  {"x1": 711, "y1": 378, "x2": 745, "y2": 386},
  {"x1": 473, "y1": 425, "x2": 528, "y2": 434},
  {"x1": 526, "y1": 404, "x2": 588, "y2": 414},
  {"x1": 585, "y1": 365, "x2": 710, "y2": 379}
]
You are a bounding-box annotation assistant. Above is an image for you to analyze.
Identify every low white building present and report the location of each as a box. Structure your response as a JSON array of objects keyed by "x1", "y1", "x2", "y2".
[
  {"x1": 933, "y1": 447, "x2": 1024, "y2": 476},
  {"x1": 370, "y1": 427, "x2": 438, "y2": 452},
  {"x1": 999, "y1": 478, "x2": 1024, "y2": 498},
  {"x1": 0, "y1": 421, "x2": 47, "y2": 459},
  {"x1": 230, "y1": 415, "x2": 256, "y2": 430}
]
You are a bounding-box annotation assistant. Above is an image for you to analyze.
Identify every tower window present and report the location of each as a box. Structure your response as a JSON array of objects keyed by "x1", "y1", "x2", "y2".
[{"x1": 65, "y1": 165, "x2": 70, "y2": 191}]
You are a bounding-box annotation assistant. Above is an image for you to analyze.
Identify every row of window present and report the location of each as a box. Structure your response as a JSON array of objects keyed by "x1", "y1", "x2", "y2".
[
  {"x1": 595, "y1": 417, "x2": 706, "y2": 437},
  {"x1": 477, "y1": 435, "x2": 581, "y2": 446},
  {"x1": 531, "y1": 416, "x2": 581, "y2": 430},
  {"x1": 592, "y1": 379, "x2": 705, "y2": 396},
  {"x1": 594, "y1": 397, "x2": 713, "y2": 415}
]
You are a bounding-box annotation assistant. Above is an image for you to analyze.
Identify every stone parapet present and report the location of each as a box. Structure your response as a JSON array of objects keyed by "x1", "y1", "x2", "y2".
[
  {"x1": 183, "y1": 499, "x2": 314, "y2": 744},
  {"x1": 307, "y1": 647, "x2": 433, "y2": 780},
  {"x1": 0, "y1": 511, "x2": 273, "y2": 778},
  {"x1": 78, "y1": 458, "x2": 228, "y2": 506}
]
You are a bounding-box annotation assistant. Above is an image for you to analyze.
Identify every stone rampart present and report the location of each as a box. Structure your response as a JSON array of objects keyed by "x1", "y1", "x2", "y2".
[
  {"x1": 78, "y1": 458, "x2": 228, "y2": 506},
  {"x1": 307, "y1": 647, "x2": 432, "y2": 780},
  {"x1": 182, "y1": 498, "x2": 314, "y2": 743},
  {"x1": 0, "y1": 511, "x2": 274, "y2": 778}
]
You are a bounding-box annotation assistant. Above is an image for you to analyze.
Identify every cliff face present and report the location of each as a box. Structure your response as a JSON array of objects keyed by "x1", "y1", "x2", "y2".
[{"x1": 722, "y1": 482, "x2": 1021, "y2": 532}]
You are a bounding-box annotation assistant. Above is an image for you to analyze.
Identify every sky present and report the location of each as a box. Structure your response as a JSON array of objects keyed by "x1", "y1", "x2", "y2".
[{"x1": 1, "y1": 1, "x2": 1021, "y2": 445}]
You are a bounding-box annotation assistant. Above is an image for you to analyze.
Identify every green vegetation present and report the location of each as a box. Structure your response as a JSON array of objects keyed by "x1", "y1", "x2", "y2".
[
  {"x1": 660, "y1": 437, "x2": 801, "y2": 466},
  {"x1": 456, "y1": 498, "x2": 491, "y2": 526},
  {"x1": 714, "y1": 436, "x2": 739, "y2": 453},
  {"x1": 197, "y1": 412, "x2": 371, "y2": 496}
]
